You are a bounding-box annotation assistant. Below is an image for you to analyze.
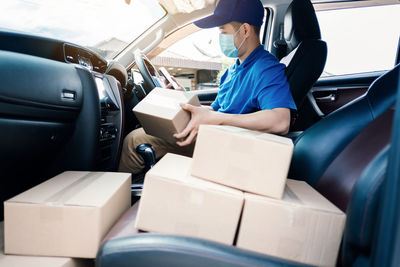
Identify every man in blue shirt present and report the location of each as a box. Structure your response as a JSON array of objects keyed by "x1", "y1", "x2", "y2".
[
  {"x1": 173, "y1": 0, "x2": 296, "y2": 146},
  {"x1": 118, "y1": 0, "x2": 296, "y2": 174}
]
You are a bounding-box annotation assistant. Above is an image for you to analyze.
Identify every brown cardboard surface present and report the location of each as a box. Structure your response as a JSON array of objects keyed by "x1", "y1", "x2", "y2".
[
  {"x1": 237, "y1": 179, "x2": 346, "y2": 266},
  {"x1": 133, "y1": 87, "x2": 201, "y2": 143},
  {"x1": 0, "y1": 222, "x2": 93, "y2": 267},
  {"x1": 191, "y1": 125, "x2": 294, "y2": 199},
  {"x1": 4, "y1": 172, "x2": 131, "y2": 259},
  {"x1": 135, "y1": 153, "x2": 244, "y2": 245}
]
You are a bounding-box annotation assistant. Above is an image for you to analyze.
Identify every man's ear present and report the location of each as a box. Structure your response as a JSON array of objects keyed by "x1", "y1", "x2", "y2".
[{"x1": 242, "y1": 23, "x2": 252, "y2": 37}]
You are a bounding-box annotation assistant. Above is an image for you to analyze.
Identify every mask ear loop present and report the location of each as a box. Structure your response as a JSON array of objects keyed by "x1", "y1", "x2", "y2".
[{"x1": 235, "y1": 25, "x2": 247, "y2": 53}]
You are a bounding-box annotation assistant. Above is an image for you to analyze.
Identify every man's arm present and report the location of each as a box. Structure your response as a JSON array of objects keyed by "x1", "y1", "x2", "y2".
[
  {"x1": 174, "y1": 104, "x2": 291, "y2": 146},
  {"x1": 218, "y1": 108, "x2": 290, "y2": 133}
]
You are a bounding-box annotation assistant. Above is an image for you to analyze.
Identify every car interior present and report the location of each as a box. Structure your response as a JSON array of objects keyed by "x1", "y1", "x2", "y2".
[{"x1": 1, "y1": 0, "x2": 400, "y2": 266}]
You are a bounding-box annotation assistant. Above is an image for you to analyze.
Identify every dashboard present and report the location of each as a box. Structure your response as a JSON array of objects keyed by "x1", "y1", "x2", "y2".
[
  {"x1": 64, "y1": 43, "x2": 108, "y2": 73},
  {"x1": 0, "y1": 30, "x2": 126, "y2": 175}
]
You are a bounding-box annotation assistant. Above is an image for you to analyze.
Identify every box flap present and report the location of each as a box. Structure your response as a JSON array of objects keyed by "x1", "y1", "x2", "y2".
[
  {"x1": 200, "y1": 125, "x2": 293, "y2": 147},
  {"x1": 147, "y1": 153, "x2": 242, "y2": 197},
  {"x1": 6, "y1": 172, "x2": 131, "y2": 207},
  {"x1": 244, "y1": 180, "x2": 344, "y2": 214},
  {"x1": 133, "y1": 88, "x2": 197, "y2": 120},
  {"x1": 146, "y1": 153, "x2": 192, "y2": 182},
  {"x1": 285, "y1": 179, "x2": 343, "y2": 213}
]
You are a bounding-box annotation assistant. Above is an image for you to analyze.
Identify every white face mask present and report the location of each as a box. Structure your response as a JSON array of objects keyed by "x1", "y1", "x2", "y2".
[{"x1": 219, "y1": 25, "x2": 246, "y2": 58}]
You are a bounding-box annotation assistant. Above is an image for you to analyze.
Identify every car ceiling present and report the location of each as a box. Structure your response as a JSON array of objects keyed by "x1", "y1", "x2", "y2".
[{"x1": 159, "y1": 0, "x2": 399, "y2": 14}]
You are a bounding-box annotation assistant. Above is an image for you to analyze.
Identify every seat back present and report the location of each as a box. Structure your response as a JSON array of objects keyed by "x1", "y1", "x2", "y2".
[
  {"x1": 289, "y1": 65, "x2": 399, "y2": 265},
  {"x1": 289, "y1": 64, "x2": 400, "y2": 190},
  {"x1": 279, "y1": 0, "x2": 327, "y2": 108},
  {"x1": 341, "y1": 146, "x2": 390, "y2": 266}
]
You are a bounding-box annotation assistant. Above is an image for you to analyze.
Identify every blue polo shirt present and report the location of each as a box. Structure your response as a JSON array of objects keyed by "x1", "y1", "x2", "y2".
[{"x1": 211, "y1": 45, "x2": 296, "y2": 113}]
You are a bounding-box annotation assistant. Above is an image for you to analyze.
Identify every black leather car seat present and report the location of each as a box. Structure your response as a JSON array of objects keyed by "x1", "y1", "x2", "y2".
[
  {"x1": 279, "y1": 0, "x2": 327, "y2": 110},
  {"x1": 289, "y1": 65, "x2": 399, "y2": 265},
  {"x1": 289, "y1": 64, "x2": 399, "y2": 211},
  {"x1": 341, "y1": 145, "x2": 390, "y2": 266}
]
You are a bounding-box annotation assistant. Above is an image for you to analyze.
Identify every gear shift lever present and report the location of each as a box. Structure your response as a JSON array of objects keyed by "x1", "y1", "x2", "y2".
[
  {"x1": 136, "y1": 143, "x2": 156, "y2": 172},
  {"x1": 131, "y1": 143, "x2": 156, "y2": 200}
]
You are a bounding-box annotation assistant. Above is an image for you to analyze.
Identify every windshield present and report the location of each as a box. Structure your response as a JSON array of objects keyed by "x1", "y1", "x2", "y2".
[{"x1": 0, "y1": 0, "x2": 166, "y2": 60}]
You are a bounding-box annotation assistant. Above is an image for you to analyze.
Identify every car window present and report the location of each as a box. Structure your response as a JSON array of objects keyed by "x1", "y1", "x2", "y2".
[
  {"x1": 316, "y1": 4, "x2": 400, "y2": 77},
  {"x1": 0, "y1": 0, "x2": 166, "y2": 60},
  {"x1": 152, "y1": 9, "x2": 269, "y2": 91}
]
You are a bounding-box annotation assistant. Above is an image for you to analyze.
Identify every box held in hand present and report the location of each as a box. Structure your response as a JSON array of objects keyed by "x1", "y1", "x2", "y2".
[{"x1": 133, "y1": 88, "x2": 200, "y2": 143}]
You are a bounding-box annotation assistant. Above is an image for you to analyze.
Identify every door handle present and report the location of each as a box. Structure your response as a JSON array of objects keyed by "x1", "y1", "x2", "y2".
[{"x1": 315, "y1": 93, "x2": 336, "y2": 103}]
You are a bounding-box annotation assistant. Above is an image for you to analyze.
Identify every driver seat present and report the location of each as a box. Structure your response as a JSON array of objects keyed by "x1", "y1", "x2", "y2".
[{"x1": 278, "y1": 0, "x2": 327, "y2": 129}]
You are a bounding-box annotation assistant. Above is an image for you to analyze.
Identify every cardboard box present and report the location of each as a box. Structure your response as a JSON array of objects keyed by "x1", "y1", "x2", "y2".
[
  {"x1": 0, "y1": 222, "x2": 93, "y2": 267},
  {"x1": 191, "y1": 125, "x2": 294, "y2": 199},
  {"x1": 237, "y1": 179, "x2": 346, "y2": 266},
  {"x1": 135, "y1": 153, "x2": 244, "y2": 245},
  {"x1": 4, "y1": 171, "x2": 131, "y2": 259},
  {"x1": 133, "y1": 87, "x2": 200, "y2": 143}
]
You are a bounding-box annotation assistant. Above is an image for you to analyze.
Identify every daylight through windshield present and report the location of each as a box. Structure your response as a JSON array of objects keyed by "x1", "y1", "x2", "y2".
[{"x1": 0, "y1": 0, "x2": 166, "y2": 59}]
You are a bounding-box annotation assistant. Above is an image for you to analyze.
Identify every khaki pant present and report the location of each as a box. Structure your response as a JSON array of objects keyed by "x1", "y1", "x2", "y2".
[{"x1": 118, "y1": 128, "x2": 195, "y2": 174}]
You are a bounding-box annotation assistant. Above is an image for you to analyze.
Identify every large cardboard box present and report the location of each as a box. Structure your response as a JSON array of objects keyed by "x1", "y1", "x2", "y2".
[
  {"x1": 0, "y1": 222, "x2": 93, "y2": 267},
  {"x1": 135, "y1": 153, "x2": 244, "y2": 245},
  {"x1": 4, "y1": 171, "x2": 131, "y2": 259},
  {"x1": 133, "y1": 87, "x2": 200, "y2": 143},
  {"x1": 237, "y1": 179, "x2": 346, "y2": 266},
  {"x1": 191, "y1": 125, "x2": 294, "y2": 199}
]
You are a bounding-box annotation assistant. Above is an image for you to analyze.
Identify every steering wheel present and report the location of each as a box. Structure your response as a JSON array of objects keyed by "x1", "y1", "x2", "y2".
[{"x1": 134, "y1": 49, "x2": 159, "y2": 95}]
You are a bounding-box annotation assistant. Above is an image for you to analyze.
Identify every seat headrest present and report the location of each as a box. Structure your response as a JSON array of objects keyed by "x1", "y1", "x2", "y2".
[{"x1": 284, "y1": 0, "x2": 321, "y2": 51}]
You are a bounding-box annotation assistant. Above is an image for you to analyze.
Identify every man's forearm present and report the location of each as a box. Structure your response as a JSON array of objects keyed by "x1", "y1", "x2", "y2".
[{"x1": 212, "y1": 108, "x2": 291, "y2": 135}]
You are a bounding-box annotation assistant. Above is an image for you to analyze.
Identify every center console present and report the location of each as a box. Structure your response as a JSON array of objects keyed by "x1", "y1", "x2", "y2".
[{"x1": 93, "y1": 73, "x2": 124, "y2": 171}]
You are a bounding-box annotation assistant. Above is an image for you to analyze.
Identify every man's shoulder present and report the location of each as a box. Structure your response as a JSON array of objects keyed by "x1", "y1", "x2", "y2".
[{"x1": 252, "y1": 50, "x2": 285, "y2": 73}]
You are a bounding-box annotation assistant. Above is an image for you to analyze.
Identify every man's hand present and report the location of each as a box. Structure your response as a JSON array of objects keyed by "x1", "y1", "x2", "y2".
[
  {"x1": 173, "y1": 104, "x2": 291, "y2": 146},
  {"x1": 174, "y1": 103, "x2": 220, "y2": 146},
  {"x1": 164, "y1": 76, "x2": 185, "y2": 91}
]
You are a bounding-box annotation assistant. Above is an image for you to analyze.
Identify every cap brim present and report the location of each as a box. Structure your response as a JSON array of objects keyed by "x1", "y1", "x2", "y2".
[{"x1": 193, "y1": 14, "x2": 232, "y2": 29}]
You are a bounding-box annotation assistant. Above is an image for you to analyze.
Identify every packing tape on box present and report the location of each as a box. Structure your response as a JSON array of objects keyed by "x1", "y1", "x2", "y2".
[{"x1": 44, "y1": 172, "x2": 104, "y2": 206}]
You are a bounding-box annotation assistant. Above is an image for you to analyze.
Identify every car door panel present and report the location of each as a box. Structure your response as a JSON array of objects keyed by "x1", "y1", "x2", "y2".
[
  {"x1": 309, "y1": 86, "x2": 369, "y2": 116},
  {"x1": 293, "y1": 71, "x2": 385, "y2": 131},
  {"x1": 311, "y1": 72, "x2": 384, "y2": 116}
]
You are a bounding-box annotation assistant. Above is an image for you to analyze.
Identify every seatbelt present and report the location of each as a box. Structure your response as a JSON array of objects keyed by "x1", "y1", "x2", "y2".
[{"x1": 273, "y1": 24, "x2": 287, "y2": 61}]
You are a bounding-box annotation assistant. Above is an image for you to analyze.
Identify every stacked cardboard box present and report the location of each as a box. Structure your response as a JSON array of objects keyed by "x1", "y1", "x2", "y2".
[
  {"x1": 0, "y1": 221, "x2": 93, "y2": 267},
  {"x1": 136, "y1": 153, "x2": 243, "y2": 245},
  {"x1": 3, "y1": 171, "x2": 131, "y2": 259},
  {"x1": 237, "y1": 180, "x2": 346, "y2": 266},
  {"x1": 136, "y1": 124, "x2": 346, "y2": 266}
]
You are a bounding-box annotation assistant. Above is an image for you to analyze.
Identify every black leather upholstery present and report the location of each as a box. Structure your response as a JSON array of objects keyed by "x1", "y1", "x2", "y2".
[
  {"x1": 281, "y1": 0, "x2": 327, "y2": 109},
  {"x1": 289, "y1": 64, "x2": 400, "y2": 187},
  {"x1": 284, "y1": 39, "x2": 327, "y2": 108},
  {"x1": 341, "y1": 146, "x2": 389, "y2": 266},
  {"x1": 315, "y1": 107, "x2": 393, "y2": 211},
  {"x1": 97, "y1": 234, "x2": 307, "y2": 267},
  {"x1": 284, "y1": 0, "x2": 321, "y2": 51}
]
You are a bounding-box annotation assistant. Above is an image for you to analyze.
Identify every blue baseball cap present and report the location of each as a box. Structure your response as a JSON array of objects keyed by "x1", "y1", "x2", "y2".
[{"x1": 194, "y1": 0, "x2": 264, "y2": 29}]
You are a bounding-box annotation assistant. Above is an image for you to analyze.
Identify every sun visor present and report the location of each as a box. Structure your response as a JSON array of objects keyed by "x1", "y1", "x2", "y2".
[{"x1": 159, "y1": 0, "x2": 216, "y2": 14}]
